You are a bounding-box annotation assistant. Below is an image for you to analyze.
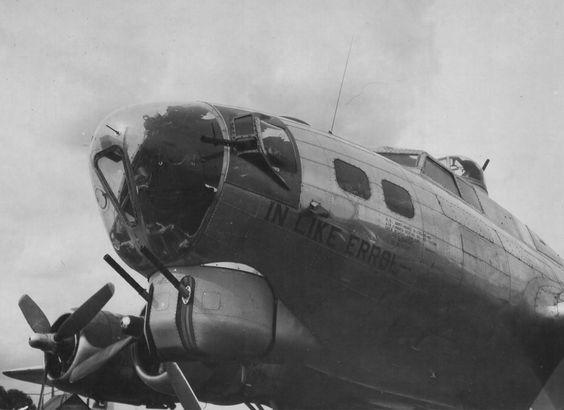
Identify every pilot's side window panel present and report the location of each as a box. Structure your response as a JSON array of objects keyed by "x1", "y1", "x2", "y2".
[
  {"x1": 422, "y1": 159, "x2": 460, "y2": 196},
  {"x1": 382, "y1": 180, "x2": 414, "y2": 218},
  {"x1": 457, "y1": 178, "x2": 483, "y2": 212},
  {"x1": 334, "y1": 159, "x2": 371, "y2": 199}
]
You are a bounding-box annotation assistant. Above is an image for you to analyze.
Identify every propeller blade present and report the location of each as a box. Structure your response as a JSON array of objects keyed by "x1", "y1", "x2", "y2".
[
  {"x1": 18, "y1": 295, "x2": 51, "y2": 334},
  {"x1": 164, "y1": 362, "x2": 201, "y2": 410},
  {"x1": 69, "y1": 336, "x2": 133, "y2": 383},
  {"x1": 38, "y1": 368, "x2": 47, "y2": 410},
  {"x1": 55, "y1": 283, "x2": 115, "y2": 341}
]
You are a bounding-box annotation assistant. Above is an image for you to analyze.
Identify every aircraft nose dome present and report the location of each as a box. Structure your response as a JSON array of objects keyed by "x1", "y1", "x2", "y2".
[{"x1": 89, "y1": 102, "x2": 227, "y2": 275}]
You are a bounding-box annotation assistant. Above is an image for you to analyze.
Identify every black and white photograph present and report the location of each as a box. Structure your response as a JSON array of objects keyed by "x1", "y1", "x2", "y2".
[{"x1": 2, "y1": 1, "x2": 564, "y2": 409}]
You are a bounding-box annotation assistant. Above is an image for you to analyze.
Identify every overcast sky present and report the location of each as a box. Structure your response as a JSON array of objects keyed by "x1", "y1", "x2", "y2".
[{"x1": 1, "y1": 0, "x2": 564, "y2": 408}]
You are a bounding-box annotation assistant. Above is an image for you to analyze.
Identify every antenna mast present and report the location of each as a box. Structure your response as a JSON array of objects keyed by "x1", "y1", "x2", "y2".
[{"x1": 330, "y1": 37, "x2": 354, "y2": 134}]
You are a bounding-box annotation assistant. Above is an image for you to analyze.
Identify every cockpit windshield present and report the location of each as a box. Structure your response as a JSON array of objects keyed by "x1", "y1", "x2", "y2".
[
  {"x1": 90, "y1": 102, "x2": 226, "y2": 274},
  {"x1": 378, "y1": 152, "x2": 420, "y2": 168}
]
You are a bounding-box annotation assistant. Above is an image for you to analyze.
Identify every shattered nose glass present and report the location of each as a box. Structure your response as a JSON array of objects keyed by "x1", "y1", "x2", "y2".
[{"x1": 90, "y1": 102, "x2": 227, "y2": 275}]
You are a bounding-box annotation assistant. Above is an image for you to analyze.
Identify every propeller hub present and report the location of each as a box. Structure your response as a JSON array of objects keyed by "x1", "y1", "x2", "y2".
[
  {"x1": 18, "y1": 283, "x2": 116, "y2": 381},
  {"x1": 28, "y1": 333, "x2": 57, "y2": 353},
  {"x1": 121, "y1": 315, "x2": 144, "y2": 337}
]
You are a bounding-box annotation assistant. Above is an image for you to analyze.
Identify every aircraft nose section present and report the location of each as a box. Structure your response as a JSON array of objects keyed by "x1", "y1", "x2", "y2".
[{"x1": 89, "y1": 102, "x2": 228, "y2": 275}]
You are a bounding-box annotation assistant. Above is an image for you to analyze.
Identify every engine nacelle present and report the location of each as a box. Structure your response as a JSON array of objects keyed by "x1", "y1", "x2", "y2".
[{"x1": 147, "y1": 265, "x2": 317, "y2": 362}]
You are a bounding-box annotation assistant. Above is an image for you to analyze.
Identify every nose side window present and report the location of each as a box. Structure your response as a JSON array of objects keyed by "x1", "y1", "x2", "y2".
[
  {"x1": 219, "y1": 107, "x2": 302, "y2": 208},
  {"x1": 260, "y1": 121, "x2": 297, "y2": 173},
  {"x1": 232, "y1": 115, "x2": 297, "y2": 177},
  {"x1": 382, "y1": 180, "x2": 414, "y2": 218},
  {"x1": 334, "y1": 159, "x2": 371, "y2": 200},
  {"x1": 94, "y1": 145, "x2": 137, "y2": 226}
]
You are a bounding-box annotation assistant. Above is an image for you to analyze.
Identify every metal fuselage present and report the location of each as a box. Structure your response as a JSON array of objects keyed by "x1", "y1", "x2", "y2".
[{"x1": 90, "y1": 102, "x2": 564, "y2": 410}]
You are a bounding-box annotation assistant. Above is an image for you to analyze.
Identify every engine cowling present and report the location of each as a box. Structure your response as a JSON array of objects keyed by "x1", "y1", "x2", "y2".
[{"x1": 146, "y1": 265, "x2": 318, "y2": 362}]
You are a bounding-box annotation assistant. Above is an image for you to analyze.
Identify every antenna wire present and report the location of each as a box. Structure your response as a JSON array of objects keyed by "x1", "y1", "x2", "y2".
[{"x1": 330, "y1": 37, "x2": 354, "y2": 133}]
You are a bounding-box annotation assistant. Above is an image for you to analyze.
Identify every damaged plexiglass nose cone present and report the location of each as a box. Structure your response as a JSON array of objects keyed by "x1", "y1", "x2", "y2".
[{"x1": 89, "y1": 102, "x2": 228, "y2": 275}]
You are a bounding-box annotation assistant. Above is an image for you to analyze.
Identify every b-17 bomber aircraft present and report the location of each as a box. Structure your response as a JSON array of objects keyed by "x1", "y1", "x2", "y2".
[{"x1": 6, "y1": 102, "x2": 564, "y2": 410}]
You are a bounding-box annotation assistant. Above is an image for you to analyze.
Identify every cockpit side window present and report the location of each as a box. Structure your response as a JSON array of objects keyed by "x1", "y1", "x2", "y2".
[
  {"x1": 422, "y1": 158, "x2": 460, "y2": 196},
  {"x1": 334, "y1": 159, "x2": 371, "y2": 199},
  {"x1": 457, "y1": 178, "x2": 483, "y2": 212}
]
